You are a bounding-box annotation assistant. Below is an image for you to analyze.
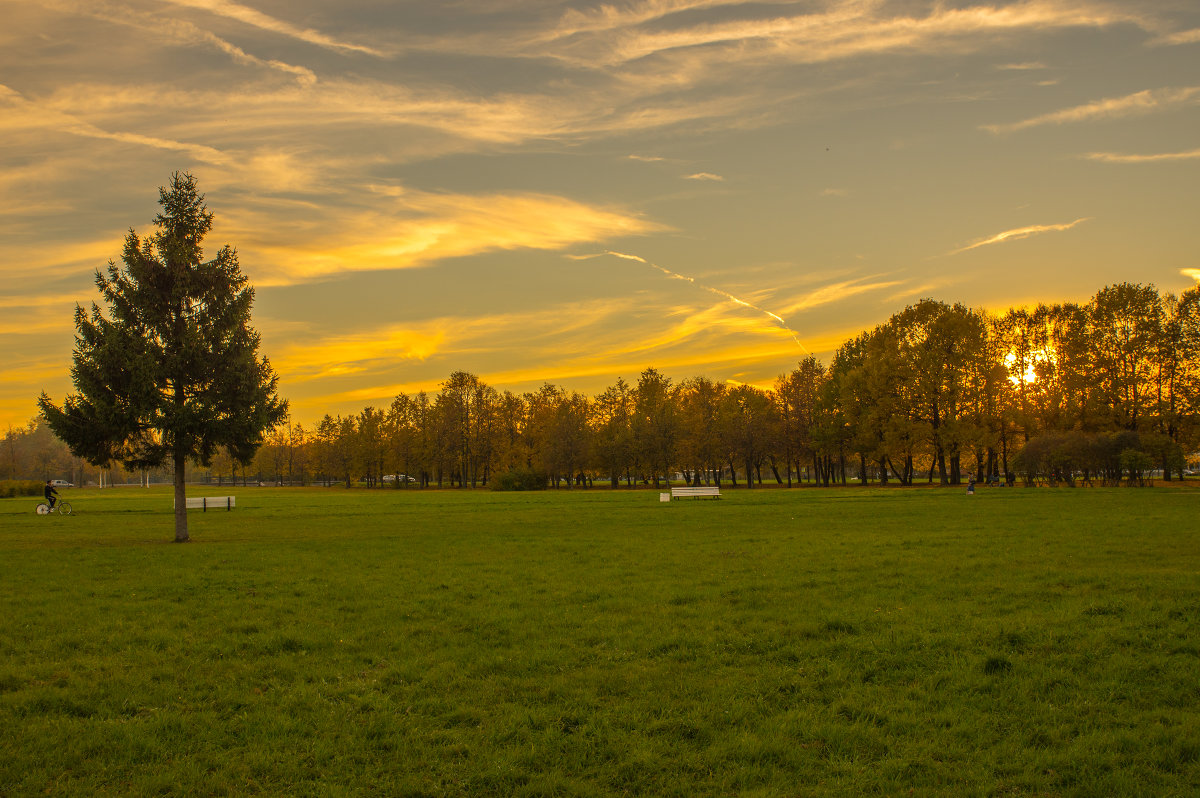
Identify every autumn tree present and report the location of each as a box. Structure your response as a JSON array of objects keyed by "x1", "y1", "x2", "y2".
[
  {"x1": 492, "y1": 390, "x2": 530, "y2": 476},
  {"x1": 633, "y1": 369, "x2": 680, "y2": 486},
  {"x1": 718, "y1": 384, "x2": 776, "y2": 487},
  {"x1": 548, "y1": 391, "x2": 592, "y2": 486},
  {"x1": 358, "y1": 406, "x2": 388, "y2": 487},
  {"x1": 678, "y1": 376, "x2": 726, "y2": 486},
  {"x1": 1090, "y1": 283, "x2": 1163, "y2": 431},
  {"x1": 591, "y1": 378, "x2": 635, "y2": 487}
]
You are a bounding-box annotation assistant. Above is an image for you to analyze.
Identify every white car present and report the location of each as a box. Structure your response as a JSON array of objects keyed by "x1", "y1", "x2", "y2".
[{"x1": 49, "y1": 479, "x2": 74, "y2": 488}]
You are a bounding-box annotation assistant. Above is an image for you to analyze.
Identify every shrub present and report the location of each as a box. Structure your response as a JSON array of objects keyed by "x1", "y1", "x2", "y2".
[
  {"x1": 490, "y1": 468, "x2": 546, "y2": 492},
  {"x1": 0, "y1": 480, "x2": 43, "y2": 498}
]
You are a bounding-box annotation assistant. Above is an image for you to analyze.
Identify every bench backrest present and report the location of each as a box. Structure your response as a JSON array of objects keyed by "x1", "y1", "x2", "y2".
[
  {"x1": 182, "y1": 496, "x2": 236, "y2": 510},
  {"x1": 671, "y1": 486, "x2": 720, "y2": 496}
]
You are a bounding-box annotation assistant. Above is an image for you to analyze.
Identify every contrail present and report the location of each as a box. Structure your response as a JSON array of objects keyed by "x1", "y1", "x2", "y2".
[
  {"x1": 945, "y1": 218, "x2": 1090, "y2": 257},
  {"x1": 589, "y1": 250, "x2": 809, "y2": 353}
]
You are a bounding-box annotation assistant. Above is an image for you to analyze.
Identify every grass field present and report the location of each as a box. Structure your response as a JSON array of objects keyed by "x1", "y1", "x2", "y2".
[{"x1": 2, "y1": 485, "x2": 1199, "y2": 796}]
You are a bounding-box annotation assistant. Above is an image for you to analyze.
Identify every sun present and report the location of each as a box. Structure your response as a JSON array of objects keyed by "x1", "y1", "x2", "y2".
[{"x1": 1004, "y1": 349, "x2": 1053, "y2": 386}]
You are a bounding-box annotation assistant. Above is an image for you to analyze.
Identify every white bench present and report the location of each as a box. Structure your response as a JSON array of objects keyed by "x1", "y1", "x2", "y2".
[
  {"x1": 182, "y1": 496, "x2": 236, "y2": 511},
  {"x1": 670, "y1": 486, "x2": 721, "y2": 500}
]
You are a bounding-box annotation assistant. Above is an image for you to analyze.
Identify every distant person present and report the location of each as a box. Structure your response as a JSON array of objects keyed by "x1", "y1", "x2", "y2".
[{"x1": 44, "y1": 480, "x2": 58, "y2": 510}]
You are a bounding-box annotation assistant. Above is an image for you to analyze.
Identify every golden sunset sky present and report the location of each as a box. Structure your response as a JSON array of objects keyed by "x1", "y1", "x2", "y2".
[{"x1": 3, "y1": 0, "x2": 1199, "y2": 430}]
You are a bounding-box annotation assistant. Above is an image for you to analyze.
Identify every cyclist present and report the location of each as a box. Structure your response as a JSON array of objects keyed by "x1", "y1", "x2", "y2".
[{"x1": 44, "y1": 480, "x2": 58, "y2": 511}]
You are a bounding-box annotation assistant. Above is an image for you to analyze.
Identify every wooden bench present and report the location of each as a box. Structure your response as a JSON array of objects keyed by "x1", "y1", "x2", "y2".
[
  {"x1": 182, "y1": 496, "x2": 236, "y2": 511},
  {"x1": 670, "y1": 486, "x2": 721, "y2": 500}
]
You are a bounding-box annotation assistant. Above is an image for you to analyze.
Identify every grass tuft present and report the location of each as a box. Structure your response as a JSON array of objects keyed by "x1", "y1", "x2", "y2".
[{"x1": 983, "y1": 656, "x2": 1013, "y2": 675}]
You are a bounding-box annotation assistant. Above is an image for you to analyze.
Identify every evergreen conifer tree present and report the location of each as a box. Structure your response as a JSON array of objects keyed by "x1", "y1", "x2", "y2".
[{"x1": 40, "y1": 173, "x2": 287, "y2": 541}]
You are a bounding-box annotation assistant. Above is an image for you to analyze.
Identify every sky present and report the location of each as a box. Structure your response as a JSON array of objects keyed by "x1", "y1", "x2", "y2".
[{"x1": 3, "y1": 0, "x2": 1199, "y2": 431}]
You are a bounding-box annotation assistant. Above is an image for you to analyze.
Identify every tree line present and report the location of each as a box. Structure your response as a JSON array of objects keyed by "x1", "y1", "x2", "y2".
[
  {"x1": 1, "y1": 419, "x2": 159, "y2": 487},
  {"x1": 233, "y1": 281, "x2": 1200, "y2": 490}
]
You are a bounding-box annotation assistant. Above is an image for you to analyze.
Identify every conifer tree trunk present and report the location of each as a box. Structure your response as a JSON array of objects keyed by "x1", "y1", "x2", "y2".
[{"x1": 174, "y1": 452, "x2": 188, "y2": 542}]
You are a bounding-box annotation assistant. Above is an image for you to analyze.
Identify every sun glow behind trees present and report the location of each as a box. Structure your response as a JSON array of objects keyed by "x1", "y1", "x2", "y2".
[{"x1": 1004, "y1": 350, "x2": 1052, "y2": 386}]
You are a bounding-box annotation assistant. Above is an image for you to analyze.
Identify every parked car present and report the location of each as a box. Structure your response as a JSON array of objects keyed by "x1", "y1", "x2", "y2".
[
  {"x1": 382, "y1": 474, "x2": 418, "y2": 483},
  {"x1": 49, "y1": 479, "x2": 74, "y2": 488}
]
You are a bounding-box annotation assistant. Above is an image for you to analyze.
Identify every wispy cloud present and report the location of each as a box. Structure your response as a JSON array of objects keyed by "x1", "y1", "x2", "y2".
[
  {"x1": 779, "y1": 275, "x2": 905, "y2": 315},
  {"x1": 273, "y1": 325, "x2": 448, "y2": 383},
  {"x1": 1156, "y1": 28, "x2": 1200, "y2": 46},
  {"x1": 275, "y1": 296, "x2": 722, "y2": 409},
  {"x1": 595, "y1": 251, "x2": 807, "y2": 351},
  {"x1": 1083, "y1": 148, "x2": 1200, "y2": 164},
  {"x1": 28, "y1": 0, "x2": 318, "y2": 83},
  {"x1": 162, "y1": 0, "x2": 386, "y2": 56},
  {"x1": 167, "y1": 19, "x2": 318, "y2": 84},
  {"x1": 239, "y1": 192, "x2": 664, "y2": 286},
  {"x1": 685, "y1": 172, "x2": 724, "y2": 181},
  {"x1": 300, "y1": 333, "x2": 806, "y2": 414},
  {"x1": 274, "y1": 299, "x2": 635, "y2": 384},
  {"x1": 0, "y1": 84, "x2": 230, "y2": 164},
  {"x1": 0, "y1": 233, "x2": 128, "y2": 281},
  {"x1": 1183, "y1": 269, "x2": 1200, "y2": 284},
  {"x1": 984, "y1": 86, "x2": 1200, "y2": 133},
  {"x1": 947, "y1": 218, "x2": 1090, "y2": 256},
  {"x1": 525, "y1": 0, "x2": 1144, "y2": 72}
]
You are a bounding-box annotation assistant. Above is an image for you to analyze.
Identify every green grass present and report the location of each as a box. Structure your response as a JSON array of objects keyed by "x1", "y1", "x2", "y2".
[{"x1": 2, "y1": 485, "x2": 1199, "y2": 796}]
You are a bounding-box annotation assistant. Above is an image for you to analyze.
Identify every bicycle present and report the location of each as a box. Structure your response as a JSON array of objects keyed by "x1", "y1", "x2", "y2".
[{"x1": 36, "y1": 500, "x2": 73, "y2": 516}]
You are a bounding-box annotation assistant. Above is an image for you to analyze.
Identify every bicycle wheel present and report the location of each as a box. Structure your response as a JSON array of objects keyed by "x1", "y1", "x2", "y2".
[
  {"x1": 36, "y1": 503, "x2": 50, "y2": 515},
  {"x1": 58, "y1": 501, "x2": 73, "y2": 516}
]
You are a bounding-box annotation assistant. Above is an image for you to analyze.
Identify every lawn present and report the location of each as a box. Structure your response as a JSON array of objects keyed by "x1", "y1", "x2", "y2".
[{"x1": 2, "y1": 485, "x2": 1199, "y2": 796}]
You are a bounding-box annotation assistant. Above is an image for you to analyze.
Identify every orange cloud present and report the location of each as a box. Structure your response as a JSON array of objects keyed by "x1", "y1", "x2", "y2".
[
  {"x1": 241, "y1": 191, "x2": 664, "y2": 285},
  {"x1": 273, "y1": 326, "x2": 448, "y2": 383}
]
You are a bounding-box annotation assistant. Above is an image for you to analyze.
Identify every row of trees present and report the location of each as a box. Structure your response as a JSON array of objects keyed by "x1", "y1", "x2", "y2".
[
  {"x1": 234, "y1": 282, "x2": 1200, "y2": 489},
  {"x1": 3, "y1": 420, "x2": 79, "y2": 483},
  {"x1": 2, "y1": 420, "x2": 162, "y2": 486}
]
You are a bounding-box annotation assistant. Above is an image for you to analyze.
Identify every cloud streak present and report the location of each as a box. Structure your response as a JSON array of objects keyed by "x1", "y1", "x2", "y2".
[
  {"x1": 532, "y1": 0, "x2": 1144, "y2": 70},
  {"x1": 778, "y1": 275, "x2": 904, "y2": 315},
  {"x1": 1084, "y1": 148, "x2": 1200, "y2": 164},
  {"x1": 594, "y1": 251, "x2": 808, "y2": 352},
  {"x1": 27, "y1": 0, "x2": 319, "y2": 84},
  {"x1": 162, "y1": 0, "x2": 386, "y2": 56},
  {"x1": 0, "y1": 83, "x2": 230, "y2": 164},
  {"x1": 984, "y1": 87, "x2": 1200, "y2": 133},
  {"x1": 1157, "y1": 28, "x2": 1200, "y2": 46},
  {"x1": 947, "y1": 218, "x2": 1090, "y2": 256}
]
